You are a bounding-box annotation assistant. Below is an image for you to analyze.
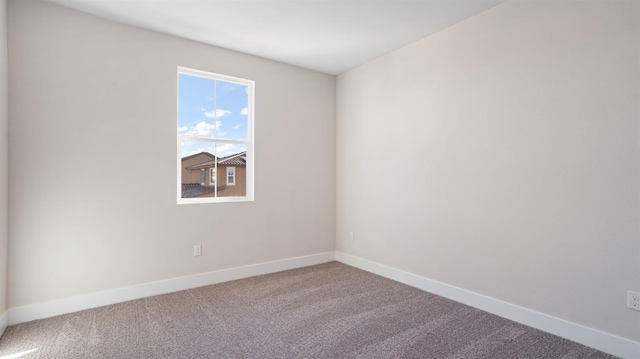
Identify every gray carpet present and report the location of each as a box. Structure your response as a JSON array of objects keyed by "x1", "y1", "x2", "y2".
[{"x1": 0, "y1": 262, "x2": 618, "y2": 358}]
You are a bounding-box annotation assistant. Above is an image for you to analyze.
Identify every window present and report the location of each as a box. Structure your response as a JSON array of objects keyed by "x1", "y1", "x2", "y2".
[
  {"x1": 209, "y1": 168, "x2": 216, "y2": 186},
  {"x1": 177, "y1": 67, "x2": 254, "y2": 203},
  {"x1": 227, "y1": 167, "x2": 236, "y2": 186}
]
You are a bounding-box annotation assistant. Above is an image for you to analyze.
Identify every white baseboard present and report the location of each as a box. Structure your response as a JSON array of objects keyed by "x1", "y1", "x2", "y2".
[
  {"x1": 0, "y1": 310, "x2": 7, "y2": 337},
  {"x1": 8, "y1": 252, "x2": 335, "y2": 326},
  {"x1": 335, "y1": 251, "x2": 640, "y2": 359},
  {"x1": 7, "y1": 251, "x2": 638, "y2": 358}
]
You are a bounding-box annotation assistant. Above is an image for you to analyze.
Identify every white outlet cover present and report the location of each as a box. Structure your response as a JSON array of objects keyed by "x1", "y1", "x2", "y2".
[{"x1": 627, "y1": 291, "x2": 640, "y2": 311}]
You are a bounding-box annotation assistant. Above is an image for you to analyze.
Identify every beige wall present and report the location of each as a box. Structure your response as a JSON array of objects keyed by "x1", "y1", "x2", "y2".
[
  {"x1": 8, "y1": 0, "x2": 335, "y2": 307},
  {"x1": 6, "y1": 0, "x2": 639, "y2": 346},
  {"x1": 337, "y1": 0, "x2": 640, "y2": 342},
  {"x1": 0, "y1": 0, "x2": 8, "y2": 321}
]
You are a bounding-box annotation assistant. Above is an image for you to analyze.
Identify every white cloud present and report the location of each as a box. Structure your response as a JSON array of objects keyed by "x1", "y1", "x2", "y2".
[
  {"x1": 182, "y1": 120, "x2": 228, "y2": 137},
  {"x1": 232, "y1": 124, "x2": 241, "y2": 130},
  {"x1": 184, "y1": 121, "x2": 216, "y2": 136},
  {"x1": 215, "y1": 143, "x2": 237, "y2": 156},
  {"x1": 204, "y1": 109, "x2": 231, "y2": 118},
  {"x1": 221, "y1": 83, "x2": 238, "y2": 93},
  {"x1": 240, "y1": 107, "x2": 248, "y2": 116}
]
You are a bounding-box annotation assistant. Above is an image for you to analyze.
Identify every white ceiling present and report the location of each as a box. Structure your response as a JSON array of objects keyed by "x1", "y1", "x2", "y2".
[{"x1": 44, "y1": 0, "x2": 505, "y2": 75}]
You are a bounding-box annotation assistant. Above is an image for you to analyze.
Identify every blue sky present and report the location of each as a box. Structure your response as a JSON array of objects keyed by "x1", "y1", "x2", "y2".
[{"x1": 178, "y1": 74, "x2": 248, "y2": 158}]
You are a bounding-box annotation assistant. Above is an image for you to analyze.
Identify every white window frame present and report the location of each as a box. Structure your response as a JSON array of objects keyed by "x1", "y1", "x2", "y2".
[
  {"x1": 209, "y1": 168, "x2": 217, "y2": 186},
  {"x1": 177, "y1": 66, "x2": 254, "y2": 204},
  {"x1": 227, "y1": 167, "x2": 236, "y2": 186}
]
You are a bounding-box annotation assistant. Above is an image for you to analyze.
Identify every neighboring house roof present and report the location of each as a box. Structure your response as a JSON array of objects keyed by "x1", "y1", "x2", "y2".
[
  {"x1": 181, "y1": 183, "x2": 216, "y2": 198},
  {"x1": 219, "y1": 152, "x2": 247, "y2": 166},
  {"x1": 181, "y1": 151, "x2": 216, "y2": 162},
  {"x1": 185, "y1": 151, "x2": 247, "y2": 170}
]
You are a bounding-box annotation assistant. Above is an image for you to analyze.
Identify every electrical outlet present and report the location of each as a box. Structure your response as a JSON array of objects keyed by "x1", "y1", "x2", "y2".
[
  {"x1": 349, "y1": 231, "x2": 354, "y2": 242},
  {"x1": 193, "y1": 244, "x2": 202, "y2": 257},
  {"x1": 628, "y1": 291, "x2": 640, "y2": 311}
]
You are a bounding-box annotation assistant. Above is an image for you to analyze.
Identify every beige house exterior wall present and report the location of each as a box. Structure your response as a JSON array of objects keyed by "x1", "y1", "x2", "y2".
[
  {"x1": 191, "y1": 165, "x2": 246, "y2": 198},
  {"x1": 181, "y1": 153, "x2": 213, "y2": 184},
  {"x1": 217, "y1": 166, "x2": 246, "y2": 197}
]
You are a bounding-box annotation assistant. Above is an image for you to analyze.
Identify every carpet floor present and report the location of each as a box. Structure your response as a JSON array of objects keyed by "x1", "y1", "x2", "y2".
[{"x1": 0, "y1": 262, "x2": 618, "y2": 358}]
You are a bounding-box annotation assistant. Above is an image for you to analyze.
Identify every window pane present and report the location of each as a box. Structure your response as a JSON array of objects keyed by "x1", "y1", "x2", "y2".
[
  {"x1": 180, "y1": 141, "x2": 247, "y2": 199},
  {"x1": 178, "y1": 74, "x2": 248, "y2": 140},
  {"x1": 177, "y1": 67, "x2": 253, "y2": 203},
  {"x1": 209, "y1": 168, "x2": 217, "y2": 186},
  {"x1": 214, "y1": 81, "x2": 248, "y2": 140},
  {"x1": 227, "y1": 168, "x2": 236, "y2": 186},
  {"x1": 217, "y1": 145, "x2": 246, "y2": 197},
  {"x1": 178, "y1": 74, "x2": 216, "y2": 136}
]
